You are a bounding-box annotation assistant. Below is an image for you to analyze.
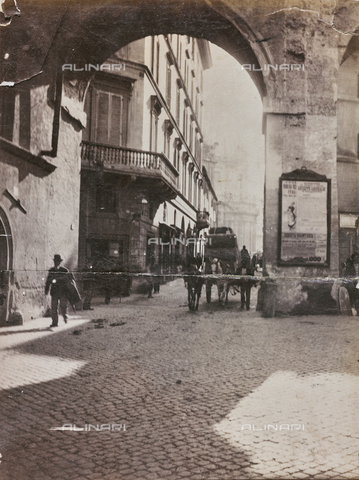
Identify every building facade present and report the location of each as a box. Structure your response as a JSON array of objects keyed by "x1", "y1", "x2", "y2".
[
  {"x1": 79, "y1": 35, "x2": 218, "y2": 280},
  {"x1": 0, "y1": 79, "x2": 82, "y2": 324},
  {"x1": 337, "y1": 53, "x2": 359, "y2": 272},
  {"x1": 203, "y1": 143, "x2": 262, "y2": 255}
]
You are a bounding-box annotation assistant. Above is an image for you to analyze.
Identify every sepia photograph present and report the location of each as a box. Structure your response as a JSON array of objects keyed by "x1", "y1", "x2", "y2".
[{"x1": 0, "y1": 0, "x2": 359, "y2": 478}]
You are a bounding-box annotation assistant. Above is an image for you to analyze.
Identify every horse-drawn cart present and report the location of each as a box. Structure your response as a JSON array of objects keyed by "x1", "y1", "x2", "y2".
[
  {"x1": 184, "y1": 228, "x2": 260, "y2": 310},
  {"x1": 204, "y1": 228, "x2": 240, "y2": 304}
]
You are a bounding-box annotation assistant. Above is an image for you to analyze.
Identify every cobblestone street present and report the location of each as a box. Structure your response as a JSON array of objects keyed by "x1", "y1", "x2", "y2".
[{"x1": 1, "y1": 278, "x2": 359, "y2": 479}]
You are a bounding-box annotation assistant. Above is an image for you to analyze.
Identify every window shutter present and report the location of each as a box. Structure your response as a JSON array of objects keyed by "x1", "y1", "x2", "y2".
[
  {"x1": 109, "y1": 94, "x2": 123, "y2": 146},
  {"x1": 82, "y1": 90, "x2": 91, "y2": 142},
  {"x1": 96, "y1": 92, "x2": 109, "y2": 144}
]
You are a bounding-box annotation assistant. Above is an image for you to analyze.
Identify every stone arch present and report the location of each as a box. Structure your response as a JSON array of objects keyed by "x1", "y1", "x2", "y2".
[
  {"x1": 5, "y1": 0, "x2": 345, "y2": 314},
  {"x1": 46, "y1": 1, "x2": 268, "y2": 98}
]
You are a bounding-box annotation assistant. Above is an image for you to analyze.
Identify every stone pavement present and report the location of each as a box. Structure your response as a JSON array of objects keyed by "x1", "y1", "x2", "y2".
[{"x1": 0, "y1": 279, "x2": 359, "y2": 479}]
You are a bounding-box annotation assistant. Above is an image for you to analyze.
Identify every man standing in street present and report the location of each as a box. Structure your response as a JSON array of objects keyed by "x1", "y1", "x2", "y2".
[
  {"x1": 239, "y1": 246, "x2": 253, "y2": 311},
  {"x1": 240, "y1": 245, "x2": 250, "y2": 269},
  {"x1": 81, "y1": 260, "x2": 95, "y2": 310},
  {"x1": 147, "y1": 258, "x2": 155, "y2": 298},
  {"x1": 45, "y1": 254, "x2": 71, "y2": 327},
  {"x1": 152, "y1": 261, "x2": 161, "y2": 294}
]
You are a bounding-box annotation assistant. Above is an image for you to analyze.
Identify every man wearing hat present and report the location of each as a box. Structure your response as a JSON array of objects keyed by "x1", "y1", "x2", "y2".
[{"x1": 45, "y1": 254, "x2": 71, "y2": 327}]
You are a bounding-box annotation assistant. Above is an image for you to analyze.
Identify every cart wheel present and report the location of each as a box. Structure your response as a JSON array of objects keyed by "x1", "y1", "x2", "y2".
[{"x1": 206, "y1": 283, "x2": 211, "y2": 303}]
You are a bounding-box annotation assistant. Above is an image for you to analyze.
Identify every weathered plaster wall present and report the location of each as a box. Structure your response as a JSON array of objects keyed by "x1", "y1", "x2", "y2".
[
  {"x1": 0, "y1": 80, "x2": 82, "y2": 322},
  {"x1": 0, "y1": 154, "x2": 51, "y2": 321}
]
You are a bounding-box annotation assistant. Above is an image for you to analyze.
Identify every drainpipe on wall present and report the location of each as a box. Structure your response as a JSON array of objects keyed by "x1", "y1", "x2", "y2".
[{"x1": 39, "y1": 72, "x2": 62, "y2": 158}]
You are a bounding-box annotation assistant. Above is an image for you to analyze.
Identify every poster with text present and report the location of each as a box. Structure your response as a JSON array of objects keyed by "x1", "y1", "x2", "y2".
[{"x1": 280, "y1": 180, "x2": 329, "y2": 265}]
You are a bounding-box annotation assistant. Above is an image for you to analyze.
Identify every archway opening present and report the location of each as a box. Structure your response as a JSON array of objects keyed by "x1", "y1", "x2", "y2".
[
  {"x1": 57, "y1": 1, "x2": 267, "y2": 99},
  {"x1": 78, "y1": 32, "x2": 264, "y2": 278}
]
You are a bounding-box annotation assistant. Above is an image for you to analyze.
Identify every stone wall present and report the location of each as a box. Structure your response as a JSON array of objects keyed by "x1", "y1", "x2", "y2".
[{"x1": 0, "y1": 79, "x2": 82, "y2": 322}]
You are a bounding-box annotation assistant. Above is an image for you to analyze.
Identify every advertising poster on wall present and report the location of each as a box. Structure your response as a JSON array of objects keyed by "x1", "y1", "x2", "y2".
[{"x1": 280, "y1": 178, "x2": 330, "y2": 266}]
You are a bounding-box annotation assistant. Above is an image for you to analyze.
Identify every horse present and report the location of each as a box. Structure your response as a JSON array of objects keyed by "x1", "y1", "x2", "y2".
[
  {"x1": 211, "y1": 259, "x2": 231, "y2": 305},
  {"x1": 227, "y1": 262, "x2": 259, "y2": 310},
  {"x1": 211, "y1": 257, "x2": 258, "y2": 308},
  {"x1": 184, "y1": 264, "x2": 204, "y2": 311}
]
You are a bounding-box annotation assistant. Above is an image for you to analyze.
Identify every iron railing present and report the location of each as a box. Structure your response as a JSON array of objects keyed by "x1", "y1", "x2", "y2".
[{"x1": 81, "y1": 141, "x2": 179, "y2": 188}]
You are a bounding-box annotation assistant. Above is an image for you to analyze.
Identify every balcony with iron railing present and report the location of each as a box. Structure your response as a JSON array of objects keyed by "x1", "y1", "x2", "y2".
[{"x1": 81, "y1": 141, "x2": 179, "y2": 195}]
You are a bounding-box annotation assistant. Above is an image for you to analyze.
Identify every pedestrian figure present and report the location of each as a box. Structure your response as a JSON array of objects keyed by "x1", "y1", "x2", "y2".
[
  {"x1": 251, "y1": 253, "x2": 258, "y2": 274},
  {"x1": 240, "y1": 246, "x2": 250, "y2": 271},
  {"x1": 93, "y1": 256, "x2": 113, "y2": 304},
  {"x1": 238, "y1": 248, "x2": 254, "y2": 311},
  {"x1": 82, "y1": 261, "x2": 95, "y2": 310},
  {"x1": 195, "y1": 252, "x2": 203, "y2": 271},
  {"x1": 344, "y1": 256, "x2": 356, "y2": 277},
  {"x1": 152, "y1": 262, "x2": 161, "y2": 294},
  {"x1": 240, "y1": 267, "x2": 254, "y2": 311},
  {"x1": 343, "y1": 254, "x2": 359, "y2": 315},
  {"x1": 147, "y1": 259, "x2": 155, "y2": 298},
  {"x1": 353, "y1": 251, "x2": 359, "y2": 276},
  {"x1": 211, "y1": 257, "x2": 222, "y2": 274},
  {"x1": 45, "y1": 254, "x2": 73, "y2": 327}
]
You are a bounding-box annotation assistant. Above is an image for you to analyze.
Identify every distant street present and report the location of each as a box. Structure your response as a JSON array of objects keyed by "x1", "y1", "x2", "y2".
[{"x1": 1, "y1": 279, "x2": 359, "y2": 479}]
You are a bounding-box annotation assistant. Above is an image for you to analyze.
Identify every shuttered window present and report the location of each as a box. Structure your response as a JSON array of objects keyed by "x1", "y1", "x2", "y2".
[
  {"x1": 96, "y1": 92, "x2": 110, "y2": 144},
  {"x1": 95, "y1": 91, "x2": 125, "y2": 146},
  {"x1": 83, "y1": 80, "x2": 130, "y2": 147},
  {"x1": 109, "y1": 94, "x2": 124, "y2": 146}
]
